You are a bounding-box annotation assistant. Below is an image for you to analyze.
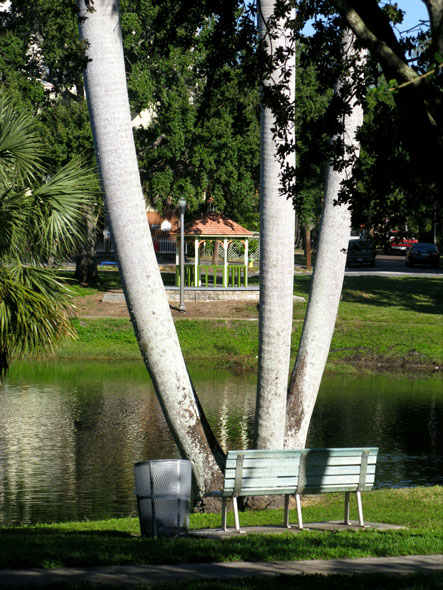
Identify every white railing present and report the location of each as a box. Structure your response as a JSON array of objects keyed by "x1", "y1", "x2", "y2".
[{"x1": 153, "y1": 238, "x2": 177, "y2": 255}]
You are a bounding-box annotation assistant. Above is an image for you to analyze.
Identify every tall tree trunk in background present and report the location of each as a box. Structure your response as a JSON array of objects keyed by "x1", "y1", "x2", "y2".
[
  {"x1": 77, "y1": 0, "x2": 224, "y2": 499},
  {"x1": 74, "y1": 210, "x2": 98, "y2": 285},
  {"x1": 285, "y1": 29, "x2": 364, "y2": 448},
  {"x1": 304, "y1": 225, "x2": 311, "y2": 271},
  {"x1": 254, "y1": 0, "x2": 296, "y2": 449}
]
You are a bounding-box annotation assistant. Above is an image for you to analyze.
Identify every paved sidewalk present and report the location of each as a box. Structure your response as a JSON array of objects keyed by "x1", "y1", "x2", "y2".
[{"x1": 0, "y1": 555, "x2": 441, "y2": 587}]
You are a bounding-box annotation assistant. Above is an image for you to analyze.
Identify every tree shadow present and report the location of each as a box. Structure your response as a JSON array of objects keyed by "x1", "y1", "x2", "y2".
[{"x1": 341, "y1": 276, "x2": 442, "y2": 315}]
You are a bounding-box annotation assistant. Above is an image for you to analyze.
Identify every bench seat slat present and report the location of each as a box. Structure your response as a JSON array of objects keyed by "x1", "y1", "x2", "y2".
[
  {"x1": 301, "y1": 456, "x2": 377, "y2": 467},
  {"x1": 226, "y1": 456, "x2": 377, "y2": 469},
  {"x1": 223, "y1": 477, "x2": 299, "y2": 490},
  {"x1": 226, "y1": 458, "x2": 301, "y2": 469},
  {"x1": 226, "y1": 450, "x2": 304, "y2": 459},
  {"x1": 221, "y1": 487, "x2": 297, "y2": 497},
  {"x1": 224, "y1": 466, "x2": 301, "y2": 478},
  {"x1": 222, "y1": 474, "x2": 375, "y2": 492},
  {"x1": 303, "y1": 474, "x2": 376, "y2": 486},
  {"x1": 300, "y1": 465, "x2": 376, "y2": 477},
  {"x1": 224, "y1": 464, "x2": 376, "y2": 480},
  {"x1": 304, "y1": 484, "x2": 375, "y2": 493},
  {"x1": 226, "y1": 447, "x2": 377, "y2": 456},
  {"x1": 299, "y1": 448, "x2": 378, "y2": 456}
]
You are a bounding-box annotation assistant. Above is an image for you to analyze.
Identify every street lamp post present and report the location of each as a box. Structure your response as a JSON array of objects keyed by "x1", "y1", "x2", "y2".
[{"x1": 178, "y1": 197, "x2": 187, "y2": 312}]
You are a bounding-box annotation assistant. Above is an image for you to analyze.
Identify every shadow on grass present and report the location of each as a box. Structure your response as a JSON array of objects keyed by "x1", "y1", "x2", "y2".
[
  {"x1": 147, "y1": 573, "x2": 443, "y2": 590},
  {"x1": 341, "y1": 276, "x2": 443, "y2": 315},
  {"x1": 294, "y1": 274, "x2": 442, "y2": 316},
  {"x1": 149, "y1": 573, "x2": 443, "y2": 590},
  {"x1": 3, "y1": 574, "x2": 442, "y2": 590},
  {"x1": 0, "y1": 526, "x2": 440, "y2": 570}
]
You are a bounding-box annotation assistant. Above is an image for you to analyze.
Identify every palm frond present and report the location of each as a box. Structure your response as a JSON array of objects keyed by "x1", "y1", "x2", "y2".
[
  {"x1": 30, "y1": 156, "x2": 98, "y2": 259},
  {"x1": 0, "y1": 266, "x2": 76, "y2": 371},
  {"x1": 0, "y1": 187, "x2": 34, "y2": 259},
  {"x1": 0, "y1": 93, "x2": 46, "y2": 188}
]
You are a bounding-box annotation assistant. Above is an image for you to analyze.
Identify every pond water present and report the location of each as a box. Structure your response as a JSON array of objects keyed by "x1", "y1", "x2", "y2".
[{"x1": 0, "y1": 361, "x2": 442, "y2": 525}]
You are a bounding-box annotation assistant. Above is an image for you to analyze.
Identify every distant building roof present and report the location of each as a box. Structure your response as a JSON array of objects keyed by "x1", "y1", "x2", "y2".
[{"x1": 181, "y1": 212, "x2": 253, "y2": 237}]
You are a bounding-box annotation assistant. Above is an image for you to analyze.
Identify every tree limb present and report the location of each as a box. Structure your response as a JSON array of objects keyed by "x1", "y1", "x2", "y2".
[{"x1": 331, "y1": 0, "x2": 418, "y2": 84}]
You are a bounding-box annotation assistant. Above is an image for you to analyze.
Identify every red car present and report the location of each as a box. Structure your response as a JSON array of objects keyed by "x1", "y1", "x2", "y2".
[{"x1": 389, "y1": 232, "x2": 418, "y2": 254}]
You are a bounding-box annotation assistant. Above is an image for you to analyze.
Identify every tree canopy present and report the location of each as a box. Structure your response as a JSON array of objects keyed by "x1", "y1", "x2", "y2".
[
  {"x1": 1, "y1": 0, "x2": 440, "y2": 236},
  {"x1": 276, "y1": 1, "x2": 442, "y2": 238}
]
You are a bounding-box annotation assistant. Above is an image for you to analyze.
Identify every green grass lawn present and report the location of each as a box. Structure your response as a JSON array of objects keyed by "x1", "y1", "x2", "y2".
[
  {"x1": 43, "y1": 273, "x2": 443, "y2": 373},
  {"x1": 0, "y1": 487, "x2": 441, "y2": 570}
]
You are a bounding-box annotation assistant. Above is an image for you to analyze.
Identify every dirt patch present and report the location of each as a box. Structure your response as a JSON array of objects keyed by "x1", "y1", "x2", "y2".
[{"x1": 72, "y1": 292, "x2": 259, "y2": 320}]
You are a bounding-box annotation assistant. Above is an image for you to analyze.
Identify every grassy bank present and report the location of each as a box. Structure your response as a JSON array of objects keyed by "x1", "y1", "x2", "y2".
[
  {"x1": 42, "y1": 274, "x2": 442, "y2": 373},
  {"x1": 0, "y1": 487, "x2": 441, "y2": 570}
]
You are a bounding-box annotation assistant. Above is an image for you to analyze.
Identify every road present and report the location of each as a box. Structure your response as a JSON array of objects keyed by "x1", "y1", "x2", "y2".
[{"x1": 344, "y1": 254, "x2": 442, "y2": 277}]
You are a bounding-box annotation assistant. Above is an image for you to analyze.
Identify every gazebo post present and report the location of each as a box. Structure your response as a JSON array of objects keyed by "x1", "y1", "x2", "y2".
[
  {"x1": 244, "y1": 239, "x2": 249, "y2": 287},
  {"x1": 194, "y1": 237, "x2": 199, "y2": 286},
  {"x1": 223, "y1": 238, "x2": 228, "y2": 287}
]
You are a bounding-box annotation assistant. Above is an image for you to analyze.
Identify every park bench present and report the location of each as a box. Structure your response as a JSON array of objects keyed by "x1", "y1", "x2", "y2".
[{"x1": 206, "y1": 447, "x2": 378, "y2": 532}]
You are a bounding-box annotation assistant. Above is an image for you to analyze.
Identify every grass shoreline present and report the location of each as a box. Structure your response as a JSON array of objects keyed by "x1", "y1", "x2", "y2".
[
  {"x1": 20, "y1": 272, "x2": 437, "y2": 375},
  {"x1": 20, "y1": 313, "x2": 442, "y2": 375}
]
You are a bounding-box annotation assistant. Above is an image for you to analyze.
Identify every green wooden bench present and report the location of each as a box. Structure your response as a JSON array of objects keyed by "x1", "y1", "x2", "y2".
[{"x1": 206, "y1": 447, "x2": 378, "y2": 532}]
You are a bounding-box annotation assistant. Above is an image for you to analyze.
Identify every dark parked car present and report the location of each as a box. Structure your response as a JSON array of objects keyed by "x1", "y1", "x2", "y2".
[
  {"x1": 346, "y1": 239, "x2": 376, "y2": 267},
  {"x1": 405, "y1": 243, "x2": 440, "y2": 268}
]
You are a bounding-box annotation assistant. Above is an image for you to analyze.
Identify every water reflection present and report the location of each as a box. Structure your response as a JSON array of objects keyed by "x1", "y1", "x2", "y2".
[{"x1": 0, "y1": 362, "x2": 441, "y2": 525}]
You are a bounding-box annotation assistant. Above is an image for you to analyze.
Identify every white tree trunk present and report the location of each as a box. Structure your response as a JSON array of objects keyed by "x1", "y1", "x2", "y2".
[
  {"x1": 285, "y1": 29, "x2": 365, "y2": 448},
  {"x1": 77, "y1": 0, "x2": 223, "y2": 497},
  {"x1": 254, "y1": 0, "x2": 296, "y2": 449}
]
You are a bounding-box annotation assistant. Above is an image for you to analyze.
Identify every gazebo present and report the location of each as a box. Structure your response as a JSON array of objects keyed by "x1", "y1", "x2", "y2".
[{"x1": 174, "y1": 212, "x2": 255, "y2": 288}]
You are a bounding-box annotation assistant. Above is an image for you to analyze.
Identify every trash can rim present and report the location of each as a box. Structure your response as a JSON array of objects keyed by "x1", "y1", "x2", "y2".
[{"x1": 134, "y1": 458, "x2": 191, "y2": 468}]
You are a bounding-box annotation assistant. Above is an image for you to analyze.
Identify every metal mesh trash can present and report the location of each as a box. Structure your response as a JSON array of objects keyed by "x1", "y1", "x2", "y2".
[{"x1": 134, "y1": 459, "x2": 192, "y2": 538}]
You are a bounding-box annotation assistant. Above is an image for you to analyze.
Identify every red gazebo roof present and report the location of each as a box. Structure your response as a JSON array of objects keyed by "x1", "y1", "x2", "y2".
[{"x1": 180, "y1": 212, "x2": 253, "y2": 236}]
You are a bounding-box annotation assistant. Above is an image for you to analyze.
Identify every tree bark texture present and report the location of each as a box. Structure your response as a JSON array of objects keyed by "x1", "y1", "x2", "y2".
[
  {"x1": 285, "y1": 29, "x2": 364, "y2": 448},
  {"x1": 74, "y1": 210, "x2": 98, "y2": 285},
  {"x1": 77, "y1": 0, "x2": 224, "y2": 498},
  {"x1": 254, "y1": 0, "x2": 296, "y2": 449}
]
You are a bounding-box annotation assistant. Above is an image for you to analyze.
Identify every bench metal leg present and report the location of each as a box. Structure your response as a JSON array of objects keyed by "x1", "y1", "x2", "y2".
[
  {"x1": 356, "y1": 490, "x2": 365, "y2": 527},
  {"x1": 295, "y1": 493, "x2": 303, "y2": 530},
  {"x1": 221, "y1": 497, "x2": 228, "y2": 531},
  {"x1": 284, "y1": 494, "x2": 290, "y2": 528},
  {"x1": 344, "y1": 492, "x2": 351, "y2": 525},
  {"x1": 232, "y1": 496, "x2": 245, "y2": 533}
]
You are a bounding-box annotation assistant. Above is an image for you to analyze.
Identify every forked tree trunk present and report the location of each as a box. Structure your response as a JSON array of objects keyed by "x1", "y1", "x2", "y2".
[
  {"x1": 77, "y1": 0, "x2": 224, "y2": 499},
  {"x1": 74, "y1": 210, "x2": 98, "y2": 285},
  {"x1": 285, "y1": 29, "x2": 365, "y2": 448},
  {"x1": 254, "y1": 0, "x2": 296, "y2": 449}
]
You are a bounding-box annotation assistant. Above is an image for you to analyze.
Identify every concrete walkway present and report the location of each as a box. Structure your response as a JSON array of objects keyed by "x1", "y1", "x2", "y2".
[{"x1": 0, "y1": 555, "x2": 441, "y2": 587}]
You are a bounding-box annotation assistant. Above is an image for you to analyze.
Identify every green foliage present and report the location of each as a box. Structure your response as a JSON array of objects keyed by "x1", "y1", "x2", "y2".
[
  {"x1": 39, "y1": 100, "x2": 95, "y2": 168},
  {"x1": 0, "y1": 268, "x2": 76, "y2": 359},
  {"x1": 2, "y1": 0, "x2": 441, "y2": 236},
  {"x1": 0, "y1": 0, "x2": 86, "y2": 98},
  {"x1": 347, "y1": 85, "x2": 439, "y2": 237},
  {"x1": 0, "y1": 92, "x2": 96, "y2": 372},
  {"x1": 126, "y1": 3, "x2": 261, "y2": 222}
]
